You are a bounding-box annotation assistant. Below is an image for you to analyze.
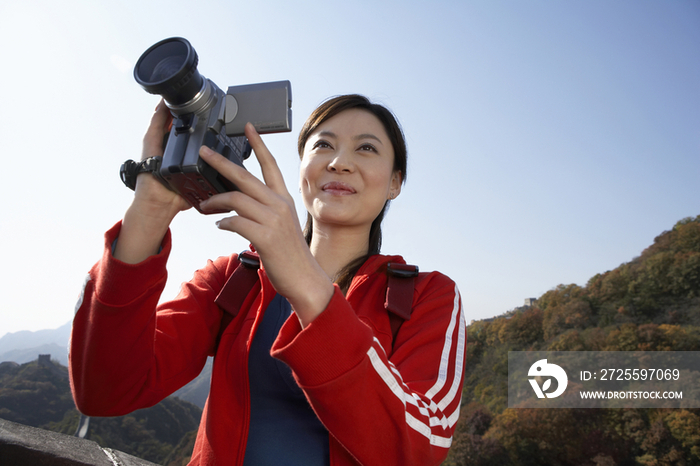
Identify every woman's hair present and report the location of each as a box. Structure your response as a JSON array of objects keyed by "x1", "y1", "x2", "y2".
[{"x1": 297, "y1": 94, "x2": 408, "y2": 292}]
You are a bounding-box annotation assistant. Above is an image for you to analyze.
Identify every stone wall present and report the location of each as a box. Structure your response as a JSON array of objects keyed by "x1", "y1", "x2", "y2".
[{"x1": 0, "y1": 418, "x2": 159, "y2": 466}]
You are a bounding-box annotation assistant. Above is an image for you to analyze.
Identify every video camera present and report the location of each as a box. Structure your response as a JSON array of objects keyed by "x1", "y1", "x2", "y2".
[{"x1": 131, "y1": 37, "x2": 292, "y2": 213}]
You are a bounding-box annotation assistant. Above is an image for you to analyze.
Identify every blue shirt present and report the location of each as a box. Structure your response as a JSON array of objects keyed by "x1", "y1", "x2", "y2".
[{"x1": 243, "y1": 293, "x2": 330, "y2": 465}]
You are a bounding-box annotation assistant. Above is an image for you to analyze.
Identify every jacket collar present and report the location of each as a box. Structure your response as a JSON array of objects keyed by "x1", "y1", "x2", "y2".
[{"x1": 255, "y1": 250, "x2": 406, "y2": 292}]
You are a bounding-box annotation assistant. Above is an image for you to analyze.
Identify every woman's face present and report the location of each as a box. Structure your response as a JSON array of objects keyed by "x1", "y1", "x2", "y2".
[{"x1": 299, "y1": 108, "x2": 402, "y2": 233}]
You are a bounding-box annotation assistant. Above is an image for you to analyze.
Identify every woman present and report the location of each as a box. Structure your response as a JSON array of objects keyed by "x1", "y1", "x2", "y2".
[{"x1": 70, "y1": 94, "x2": 466, "y2": 465}]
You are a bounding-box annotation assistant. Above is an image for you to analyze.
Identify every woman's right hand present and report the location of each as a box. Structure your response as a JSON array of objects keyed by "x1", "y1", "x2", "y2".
[
  {"x1": 132, "y1": 100, "x2": 191, "y2": 217},
  {"x1": 114, "y1": 100, "x2": 191, "y2": 264}
]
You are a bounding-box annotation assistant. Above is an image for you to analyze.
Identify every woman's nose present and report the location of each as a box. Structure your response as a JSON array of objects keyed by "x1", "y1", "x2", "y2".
[{"x1": 327, "y1": 150, "x2": 354, "y2": 173}]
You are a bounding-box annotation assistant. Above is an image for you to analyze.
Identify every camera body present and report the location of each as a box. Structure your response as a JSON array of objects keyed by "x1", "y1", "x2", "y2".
[{"x1": 134, "y1": 37, "x2": 292, "y2": 213}]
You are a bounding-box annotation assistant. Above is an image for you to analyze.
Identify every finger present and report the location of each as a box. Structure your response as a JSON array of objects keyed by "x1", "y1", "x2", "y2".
[
  {"x1": 200, "y1": 189, "x2": 269, "y2": 224},
  {"x1": 199, "y1": 146, "x2": 271, "y2": 199},
  {"x1": 244, "y1": 123, "x2": 290, "y2": 196},
  {"x1": 150, "y1": 100, "x2": 172, "y2": 134},
  {"x1": 142, "y1": 100, "x2": 172, "y2": 160},
  {"x1": 200, "y1": 175, "x2": 298, "y2": 234},
  {"x1": 215, "y1": 214, "x2": 269, "y2": 251}
]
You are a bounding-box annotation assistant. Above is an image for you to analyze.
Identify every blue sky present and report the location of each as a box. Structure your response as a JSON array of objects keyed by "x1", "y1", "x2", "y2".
[{"x1": 0, "y1": 0, "x2": 698, "y2": 335}]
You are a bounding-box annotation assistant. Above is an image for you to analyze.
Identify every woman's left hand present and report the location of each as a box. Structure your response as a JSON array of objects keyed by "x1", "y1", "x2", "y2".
[{"x1": 198, "y1": 124, "x2": 334, "y2": 327}]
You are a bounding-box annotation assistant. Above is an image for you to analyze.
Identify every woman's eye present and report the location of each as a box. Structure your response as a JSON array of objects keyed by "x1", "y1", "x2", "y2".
[
  {"x1": 313, "y1": 140, "x2": 332, "y2": 150},
  {"x1": 359, "y1": 144, "x2": 377, "y2": 152}
]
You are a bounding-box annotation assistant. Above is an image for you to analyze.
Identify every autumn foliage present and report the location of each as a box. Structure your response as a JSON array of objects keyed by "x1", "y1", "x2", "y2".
[{"x1": 445, "y1": 216, "x2": 700, "y2": 466}]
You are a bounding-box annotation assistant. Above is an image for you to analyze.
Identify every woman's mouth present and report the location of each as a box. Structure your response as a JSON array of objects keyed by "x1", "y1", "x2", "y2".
[{"x1": 321, "y1": 181, "x2": 356, "y2": 196}]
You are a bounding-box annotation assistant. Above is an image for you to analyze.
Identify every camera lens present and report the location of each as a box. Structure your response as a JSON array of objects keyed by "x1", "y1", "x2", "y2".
[{"x1": 134, "y1": 37, "x2": 204, "y2": 106}]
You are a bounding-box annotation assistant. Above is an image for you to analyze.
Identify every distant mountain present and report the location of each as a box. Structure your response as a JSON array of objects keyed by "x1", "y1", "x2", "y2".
[
  {"x1": 172, "y1": 357, "x2": 212, "y2": 409},
  {"x1": 0, "y1": 343, "x2": 68, "y2": 366},
  {"x1": 0, "y1": 321, "x2": 71, "y2": 353},
  {"x1": 0, "y1": 321, "x2": 71, "y2": 365}
]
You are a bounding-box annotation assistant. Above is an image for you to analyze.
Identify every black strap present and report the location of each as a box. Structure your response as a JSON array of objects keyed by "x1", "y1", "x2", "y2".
[
  {"x1": 385, "y1": 263, "x2": 419, "y2": 346},
  {"x1": 119, "y1": 156, "x2": 162, "y2": 190},
  {"x1": 214, "y1": 251, "x2": 260, "y2": 348}
]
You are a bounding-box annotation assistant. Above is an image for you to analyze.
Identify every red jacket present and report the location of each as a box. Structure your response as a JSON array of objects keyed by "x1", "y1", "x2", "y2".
[{"x1": 70, "y1": 222, "x2": 466, "y2": 465}]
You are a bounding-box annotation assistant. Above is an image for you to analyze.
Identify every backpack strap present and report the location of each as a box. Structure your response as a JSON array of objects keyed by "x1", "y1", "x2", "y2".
[
  {"x1": 214, "y1": 250, "x2": 260, "y2": 348},
  {"x1": 213, "y1": 254, "x2": 418, "y2": 352},
  {"x1": 385, "y1": 263, "x2": 419, "y2": 345}
]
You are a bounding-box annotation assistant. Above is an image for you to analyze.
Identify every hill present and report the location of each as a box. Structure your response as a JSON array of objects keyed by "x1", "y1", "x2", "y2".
[
  {"x1": 445, "y1": 216, "x2": 700, "y2": 466},
  {"x1": 0, "y1": 357, "x2": 202, "y2": 465},
  {"x1": 0, "y1": 321, "x2": 71, "y2": 365}
]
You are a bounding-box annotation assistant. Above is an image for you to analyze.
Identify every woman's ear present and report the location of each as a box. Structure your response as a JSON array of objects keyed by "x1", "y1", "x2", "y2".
[{"x1": 388, "y1": 171, "x2": 403, "y2": 200}]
